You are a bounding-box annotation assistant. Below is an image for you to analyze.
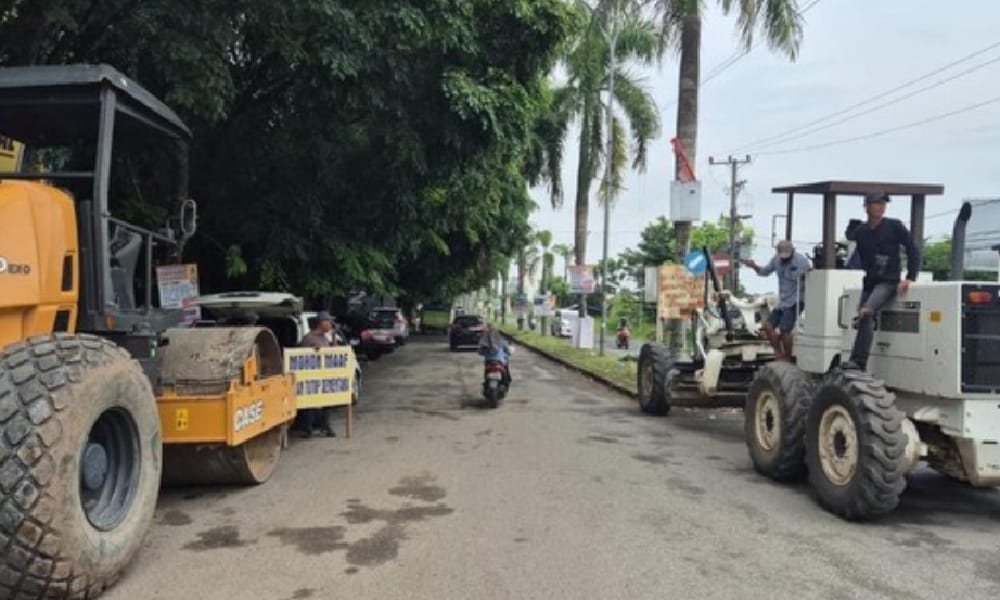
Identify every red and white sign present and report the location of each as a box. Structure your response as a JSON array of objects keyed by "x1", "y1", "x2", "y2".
[{"x1": 713, "y1": 253, "x2": 731, "y2": 278}]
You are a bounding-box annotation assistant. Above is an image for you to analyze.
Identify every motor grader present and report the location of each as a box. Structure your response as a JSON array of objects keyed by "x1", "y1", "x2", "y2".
[
  {"x1": 0, "y1": 65, "x2": 296, "y2": 598},
  {"x1": 637, "y1": 248, "x2": 779, "y2": 413},
  {"x1": 643, "y1": 180, "x2": 1000, "y2": 520}
]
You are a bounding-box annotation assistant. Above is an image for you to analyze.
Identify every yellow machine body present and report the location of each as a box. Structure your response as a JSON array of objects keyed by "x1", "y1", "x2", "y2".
[
  {"x1": 0, "y1": 180, "x2": 79, "y2": 344},
  {"x1": 0, "y1": 179, "x2": 296, "y2": 475}
]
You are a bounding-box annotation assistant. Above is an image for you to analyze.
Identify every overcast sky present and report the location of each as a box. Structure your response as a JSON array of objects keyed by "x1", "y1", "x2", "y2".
[{"x1": 528, "y1": 0, "x2": 1000, "y2": 294}]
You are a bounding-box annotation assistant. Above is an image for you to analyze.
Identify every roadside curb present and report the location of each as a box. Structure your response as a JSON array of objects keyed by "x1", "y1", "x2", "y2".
[{"x1": 498, "y1": 331, "x2": 637, "y2": 400}]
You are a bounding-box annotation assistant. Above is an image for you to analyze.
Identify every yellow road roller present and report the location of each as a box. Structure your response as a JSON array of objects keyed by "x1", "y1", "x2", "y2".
[{"x1": 0, "y1": 65, "x2": 296, "y2": 599}]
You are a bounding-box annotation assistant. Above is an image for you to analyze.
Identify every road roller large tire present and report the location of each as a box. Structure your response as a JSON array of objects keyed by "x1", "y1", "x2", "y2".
[
  {"x1": 637, "y1": 343, "x2": 673, "y2": 416},
  {"x1": 0, "y1": 334, "x2": 161, "y2": 599},
  {"x1": 158, "y1": 327, "x2": 285, "y2": 486},
  {"x1": 804, "y1": 369, "x2": 908, "y2": 520},
  {"x1": 745, "y1": 362, "x2": 814, "y2": 481}
]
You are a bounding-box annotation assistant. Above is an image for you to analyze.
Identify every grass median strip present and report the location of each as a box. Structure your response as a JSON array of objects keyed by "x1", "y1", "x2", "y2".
[{"x1": 495, "y1": 323, "x2": 637, "y2": 395}]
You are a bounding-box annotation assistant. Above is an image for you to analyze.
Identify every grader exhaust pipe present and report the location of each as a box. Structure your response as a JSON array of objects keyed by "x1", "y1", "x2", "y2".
[{"x1": 949, "y1": 201, "x2": 973, "y2": 280}]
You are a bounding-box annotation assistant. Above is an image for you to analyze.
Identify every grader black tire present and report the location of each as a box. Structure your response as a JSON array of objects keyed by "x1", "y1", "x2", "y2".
[
  {"x1": 804, "y1": 369, "x2": 908, "y2": 520},
  {"x1": 745, "y1": 362, "x2": 814, "y2": 481},
  {"x1": 637, "y1": 344, "x2": 673, "y2": 416},
  {"x1": 0, "y1": 334, "x2": 161, "y2": 599}
]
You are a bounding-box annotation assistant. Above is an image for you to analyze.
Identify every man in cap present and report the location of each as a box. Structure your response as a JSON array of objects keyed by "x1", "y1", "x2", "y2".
[
  {"x1": 300, "y1": 310, "x2": 335, "y2": 349},
  {"x1": 294, "y1": 310, "x2": 337, "y2": 437},
  {"x1": 742, "y1": 240, "x2": 812, "y2": 361},
  {"x1": 841, "y1": 192, "x2": 921, "y2": 371}
]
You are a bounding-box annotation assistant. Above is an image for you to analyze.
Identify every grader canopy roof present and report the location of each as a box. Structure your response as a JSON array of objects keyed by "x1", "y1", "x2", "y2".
[
  {"x1": 0, "y1": 64, "x2": 191, "y2": 146},
  {"x1": 773, "y1": 180, "x2": 946, "y2": 269}
]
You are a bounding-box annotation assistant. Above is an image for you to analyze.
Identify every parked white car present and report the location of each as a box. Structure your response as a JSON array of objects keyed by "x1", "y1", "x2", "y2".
[
  {"x1": 550, "y1": 308, "x2": 574, "y2": 337},
  {"x1": 370, "y1": 306, "x2": 409, "y2": 345}
]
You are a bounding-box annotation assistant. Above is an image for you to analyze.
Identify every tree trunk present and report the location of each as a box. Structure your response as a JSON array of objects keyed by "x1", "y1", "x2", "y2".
[
  {"x1": 575, "y1": 97, "x2": 595, "y2": 319},
  {"x1": 500, "y1": 265, "x2": 508, "y2": 325},
  {"x1": 667, "y1": 12, "x2": 701, "y2": 356},
  {"x1": 517, "y1": 252, "x2": 526, "y2": 330}
]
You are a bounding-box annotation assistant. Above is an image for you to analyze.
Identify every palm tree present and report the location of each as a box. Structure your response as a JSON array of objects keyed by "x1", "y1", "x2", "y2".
[
  {"x1": 652, "y1": 0, "x2": 803, "y2": 258},
  {"x1": 537, "y1": 1, "x2": 661, "y2": 317},
  {"x1": 536, "y1": 230, "x2": 555, "y2": 335},
  {"x1": 516, "y1": 238, "x2": 542, "y2": 329},
  {"x1": 651, "y1": 0, "x2": 803, "y2": 351},
  {"x1": 552, "y1": 243, "x2": 575, "y2": 280}
]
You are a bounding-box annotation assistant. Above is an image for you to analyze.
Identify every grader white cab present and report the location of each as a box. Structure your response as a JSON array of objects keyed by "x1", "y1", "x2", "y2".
[{"x1": 642, "y1": 180, "x2": 1000, "y2": 520}]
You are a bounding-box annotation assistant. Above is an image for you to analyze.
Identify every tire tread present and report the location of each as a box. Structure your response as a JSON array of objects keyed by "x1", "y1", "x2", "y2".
[{"x1": 0, "y1": 334, "x2": 149, "y2": 599}]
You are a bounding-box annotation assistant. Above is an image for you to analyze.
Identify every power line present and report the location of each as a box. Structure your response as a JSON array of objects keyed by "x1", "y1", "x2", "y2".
[
  {"x1": 757, "y1": 93, "x2": 1000, "y2": 156},
  {"x1": 731, "y1": 38, "x2": 1000, "y2": 151},
  {"x1": 746, "y1": 54, "x2": 1000, "y2": 152},
  {"x1": 926, "y1": 198, "x2": 1000, "y2": 220},
  {"x1": 663, "y1": 0, "x2": 824, "y2": 110},
  {"x1": 702, "y1": 0, "x2": 825, "y2": 84}
]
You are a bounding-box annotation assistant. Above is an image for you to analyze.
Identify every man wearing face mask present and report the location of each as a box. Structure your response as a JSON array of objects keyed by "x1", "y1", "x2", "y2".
[
  {"x1": 841, "y1": 192, "x2": 921, "y2": 371},
  {"x1": 742, "y1": 240, "x2": 812, "y2": 361}
]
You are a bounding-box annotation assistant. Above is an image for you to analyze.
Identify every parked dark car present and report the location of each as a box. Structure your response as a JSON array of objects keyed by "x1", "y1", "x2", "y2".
[
  {"x1": 337, "y1": 314, "x2": 396, "y2": 360},
  {"x1": 449, "y1": 314, "x2": 486, "y2": 351}
]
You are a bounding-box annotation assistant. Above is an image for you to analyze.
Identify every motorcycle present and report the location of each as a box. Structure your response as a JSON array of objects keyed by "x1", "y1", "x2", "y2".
[
  {"x1": 482, "y1": 359, "x2": 509, "y2": 408},
  {"x1": 616, "y1": 318, "x2": 630, "y2": 349}
]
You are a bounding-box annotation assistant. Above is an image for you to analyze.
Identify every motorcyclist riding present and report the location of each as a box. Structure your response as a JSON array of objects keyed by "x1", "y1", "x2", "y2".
[{"x1": 478, "y1": 325, "x2": 512, "y2": 384}]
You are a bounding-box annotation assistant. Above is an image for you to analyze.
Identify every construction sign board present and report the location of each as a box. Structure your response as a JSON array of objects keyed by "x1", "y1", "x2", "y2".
[
  {"x1": 284, "y1": 347, "x2": 358, "y2": 409},
  {"x1": 657, "y1": 264, "x2": 706, "y2": 320}
]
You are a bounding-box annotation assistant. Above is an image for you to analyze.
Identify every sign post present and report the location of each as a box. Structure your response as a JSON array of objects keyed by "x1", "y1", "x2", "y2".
[
  {"x1": 657, "y1": 265, "x2": 706, "y2": 321},
  {"x1": 284, "y1": 346, "x2": 359, "y2": 437},
  {"x1": 568, "y1": 265, "x2": 596, "y2": 295},
  {"x1": 155, "y1": 264, "x2": 201, "y2": 324}
]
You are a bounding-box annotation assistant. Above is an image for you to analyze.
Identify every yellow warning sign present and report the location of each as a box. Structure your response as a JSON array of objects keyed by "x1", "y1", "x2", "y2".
[
  {"x1": 175, "y1": 409, "x2": 190, "y2": 431},
  {"x1": 0, "y1": 136, "x2": 24, "y2": 172}
]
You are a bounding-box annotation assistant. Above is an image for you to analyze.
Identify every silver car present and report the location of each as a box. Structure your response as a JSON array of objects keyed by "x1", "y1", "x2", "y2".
[{"x1": 370, "y1": 307, "x2": 410, "y2": 345}]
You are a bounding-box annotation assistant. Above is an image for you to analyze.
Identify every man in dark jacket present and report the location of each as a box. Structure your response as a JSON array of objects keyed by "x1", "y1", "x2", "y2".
[{"x1": 842, "y1": 192, "x2": 921, "y2": 371}]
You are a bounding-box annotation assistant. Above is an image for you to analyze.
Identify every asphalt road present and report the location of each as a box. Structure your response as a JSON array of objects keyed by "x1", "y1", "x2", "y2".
[{"x1": 105, "y1": 337, "x2": 1000, "y2": 600}]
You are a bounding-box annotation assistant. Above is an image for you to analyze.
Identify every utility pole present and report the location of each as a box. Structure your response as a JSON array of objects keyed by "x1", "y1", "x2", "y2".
[
  {"x1": 709, "y1": 155, "x2": 751, "y2": 291},
  {"x1": 599, "y1": 2, "x2": 618, "y2": 357}
]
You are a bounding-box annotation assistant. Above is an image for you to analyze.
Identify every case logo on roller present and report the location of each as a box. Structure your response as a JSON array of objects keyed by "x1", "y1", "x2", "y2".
[{"x1": 234, "y1": 400, "x2": 264, "y2": 432}]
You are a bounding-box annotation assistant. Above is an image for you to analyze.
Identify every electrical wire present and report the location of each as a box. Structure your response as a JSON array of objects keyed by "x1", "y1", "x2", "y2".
[
  {"x1": 731, "y1": 38, "x2": 1000, "y2": 151},
  {"x1": 745, "y1": 54, "x2": 1000, "y2": 152},
  {"x1": 756, "y1": 94, "x2": 1000, "y2": 156},
  {"x1": 663, "y1": 0, "x2": 825, "y2": 109}
]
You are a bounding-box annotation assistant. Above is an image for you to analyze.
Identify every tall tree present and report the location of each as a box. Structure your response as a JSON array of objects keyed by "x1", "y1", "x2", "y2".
[
  {"x1": 0, "y1": 0, "x2": 577, "y2": 307},
  {"x1": 552, "y1": 242, "x2": 575, "y2": 280},
  {"x1": 538, "y1": 0, "x2": 661, "y2": 316},
  {"x1": 536, "y1": 229, "x2": 554, "y2": 334},
  {"x1": 651, "y1": 0, "x2": 803, "y2": 348}
]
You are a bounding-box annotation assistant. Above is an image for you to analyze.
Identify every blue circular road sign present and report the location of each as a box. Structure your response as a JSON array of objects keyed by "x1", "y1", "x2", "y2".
[{"x1": 684, "y1": 251, "x2": 707, "y2": 276}]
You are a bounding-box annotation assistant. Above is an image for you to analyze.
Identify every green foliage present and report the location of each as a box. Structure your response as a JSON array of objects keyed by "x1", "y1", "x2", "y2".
[
  {"x1": 1, "y1": 0, "x2": 577, "y2": 306},
  {"x1": 536, "y1": 1, "x2": 661, "y2": 264},
  {"x1": 496, "y1": 321, "x2": 637, "y2": 392},
  {"x1": 549, "y1": 276, "x2": 572, "y2": 306},
  {"x1": 922, "y1": 239, "x2": 996, "y2": 282},
  {"x1": 614, "y1": 215, "x2": 755, "y2": 287}
]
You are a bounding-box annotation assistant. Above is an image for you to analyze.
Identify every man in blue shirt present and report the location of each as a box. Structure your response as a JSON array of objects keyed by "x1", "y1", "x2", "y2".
[{"x1": 742, "y1": 240, "x2": 812, "y2": 361}]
